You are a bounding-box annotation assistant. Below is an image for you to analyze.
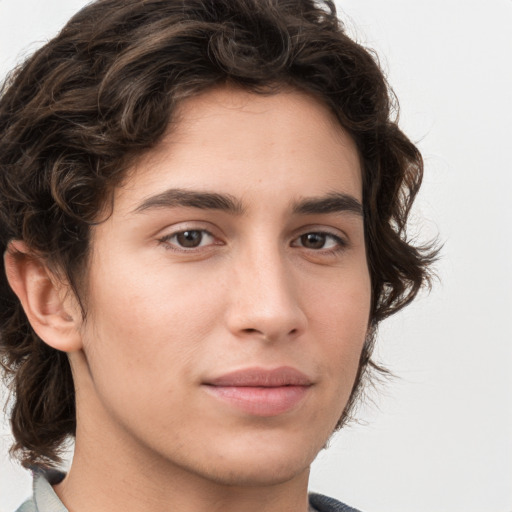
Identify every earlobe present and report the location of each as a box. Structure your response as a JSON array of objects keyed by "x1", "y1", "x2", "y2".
[{"x1": 3, "y1": 240, "x2": 83, "y2": 352}]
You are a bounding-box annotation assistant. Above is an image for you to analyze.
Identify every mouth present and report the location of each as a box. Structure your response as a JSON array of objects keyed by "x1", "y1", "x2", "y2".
[{"x1": 202, "y1": 366, "x2": 313, "y2": 417}]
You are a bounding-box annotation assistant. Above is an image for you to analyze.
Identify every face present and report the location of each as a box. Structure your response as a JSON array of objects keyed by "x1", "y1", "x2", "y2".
[{"x1": 72, "y1": 87, "x2": 371, "y2": 487}]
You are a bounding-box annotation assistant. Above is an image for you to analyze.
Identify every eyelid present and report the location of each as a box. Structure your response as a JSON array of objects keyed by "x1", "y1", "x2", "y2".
[
  {"x1": 162, "y1": 229, "x2": 214, "y2": 245},
  {"x1": 292, "y1": 232, "x2": 346, "y2": 249},
  {"x1": 291, "y1": 224, "x2": 349, "y2": 243}
]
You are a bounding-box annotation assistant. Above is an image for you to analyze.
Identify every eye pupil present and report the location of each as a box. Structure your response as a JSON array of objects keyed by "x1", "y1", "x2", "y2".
[
  {"x1": 301, "y1": 233, "x2": 326, "y2": 249},
  {"x1": 176, "y1": 230, "x2": 202, "y2": 248}
]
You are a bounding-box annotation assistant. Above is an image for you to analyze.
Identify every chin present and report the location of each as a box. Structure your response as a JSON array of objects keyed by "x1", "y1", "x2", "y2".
[
  {"x1": 195, "y1": 455, "x2": 312, "y2": 488},
  {"x1": 174, "y1": 433, "x2": 320, "y2": 487}
]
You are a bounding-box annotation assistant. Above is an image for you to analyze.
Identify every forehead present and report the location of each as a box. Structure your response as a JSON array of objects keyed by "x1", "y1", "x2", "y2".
[{"x1": 117, "y1": 86, "x2": 362, "y2": 212}]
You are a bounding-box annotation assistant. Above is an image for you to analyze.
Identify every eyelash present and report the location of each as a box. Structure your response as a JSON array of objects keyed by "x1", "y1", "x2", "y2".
[{"x1": 158, "y1": 228, "x2": 348, "y2": 255}]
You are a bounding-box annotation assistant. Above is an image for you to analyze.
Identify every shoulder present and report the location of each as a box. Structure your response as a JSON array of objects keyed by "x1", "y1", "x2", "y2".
[
  {"x1": 14, "y1": 499, "x2": 37, "y2": 512},
  {"x1": 13, "y1": 468, "x2": 68, "y2": 512},
  {"x1": 309, "y1": 492, "x2": 363, "y2": 512}
]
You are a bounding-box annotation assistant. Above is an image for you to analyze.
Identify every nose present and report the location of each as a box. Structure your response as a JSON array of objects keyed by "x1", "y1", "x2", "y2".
[{"x1": 225, "y1": 243, "x2": 307, "y2": 343}]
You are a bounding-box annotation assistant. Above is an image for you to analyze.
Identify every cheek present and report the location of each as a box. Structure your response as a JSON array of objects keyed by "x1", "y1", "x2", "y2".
[
  {"x1": 306, "y1": 261, "x2": 371, "y2": 329},
  {"x1": 306, "y1": 268, "x2": 371, "y2": 378},
  {"x1": 80, "y1": 257, "x2": 224, "y2": 388}
]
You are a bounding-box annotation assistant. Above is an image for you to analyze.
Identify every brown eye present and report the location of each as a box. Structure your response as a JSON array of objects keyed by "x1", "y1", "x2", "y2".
[
  {"x1": 292, "y1": 232, "x2": 345, "y2": 251},
  {"x1": 160, "y1": 229, "x2": 216, "y2": 250},
  {"x1": 175, "y1": 230, "x2": 204, "y2": 248},
  {"x1": 300, "y1": 233, "x2": 327, "y2": 249}
]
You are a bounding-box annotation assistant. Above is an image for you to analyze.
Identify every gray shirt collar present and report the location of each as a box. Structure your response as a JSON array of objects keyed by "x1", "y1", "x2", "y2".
[{"x1": 31, "y1": 469, "x2": 68, "y2": 512}]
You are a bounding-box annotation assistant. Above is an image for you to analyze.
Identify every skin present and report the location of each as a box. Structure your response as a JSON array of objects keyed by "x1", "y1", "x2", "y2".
[{"x1": 6, "y1": 87, "x2": 371, "y2": 512}]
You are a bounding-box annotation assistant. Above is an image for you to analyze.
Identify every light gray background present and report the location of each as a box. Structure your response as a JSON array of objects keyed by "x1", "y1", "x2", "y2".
[{"x1": 1, "y1": 1, "x2": 511, "y2": 511}]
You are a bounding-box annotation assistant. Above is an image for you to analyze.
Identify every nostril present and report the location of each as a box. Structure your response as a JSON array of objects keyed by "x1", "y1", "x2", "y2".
[
  {"x1": 242, "y1": 328, "x2": 260, "y2": 335},
  {"x1": 240, "y1": 327, "x2": 299, "y2": 339}
]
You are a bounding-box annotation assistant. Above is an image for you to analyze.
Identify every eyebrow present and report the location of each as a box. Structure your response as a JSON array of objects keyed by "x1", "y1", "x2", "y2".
[
  {"x1": 133, "y1": 188, "x2": 245, "y2": 215},
  {"x1": 292, "y1": 192, "x2": 363, "y2": 217},
  {"x1": 133, "y1": 188, "x2": 363, "y2": 218}
]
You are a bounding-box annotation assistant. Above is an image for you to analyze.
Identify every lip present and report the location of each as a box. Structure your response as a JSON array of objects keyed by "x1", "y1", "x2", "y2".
[{"x1": 202, "y1": 366, "x2": 313, "y2": 417}]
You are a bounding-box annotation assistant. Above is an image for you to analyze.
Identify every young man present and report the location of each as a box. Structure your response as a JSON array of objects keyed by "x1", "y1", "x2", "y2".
[{"x1": 0, "y1": 1, "x2": 435, "y2": 511}]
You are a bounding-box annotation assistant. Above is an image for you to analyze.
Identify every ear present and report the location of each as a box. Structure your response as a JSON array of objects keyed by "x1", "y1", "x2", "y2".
[{"x1": 3, "y1": 240, "x2": 83, "y2": 352}]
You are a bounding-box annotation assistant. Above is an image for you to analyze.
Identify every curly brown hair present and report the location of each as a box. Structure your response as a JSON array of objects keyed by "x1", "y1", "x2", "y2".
[{"x1": 0, "y1": 0, "x2": 436, "y2": 468}]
